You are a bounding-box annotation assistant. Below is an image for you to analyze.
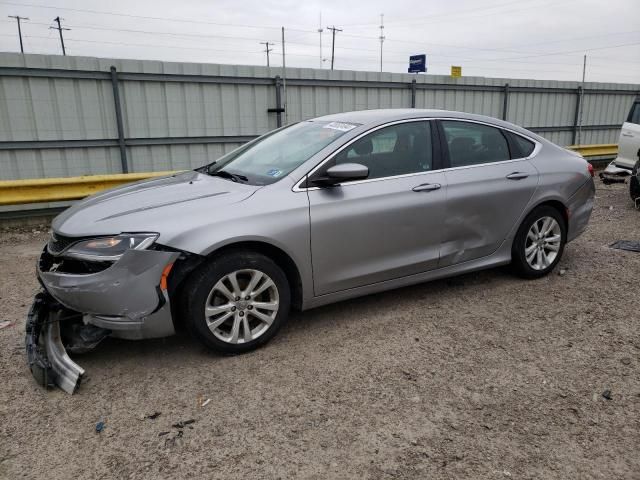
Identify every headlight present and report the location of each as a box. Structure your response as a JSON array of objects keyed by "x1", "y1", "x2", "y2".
[{"x1": 64, "y1": 233, "x2": 159, "y2": 261}]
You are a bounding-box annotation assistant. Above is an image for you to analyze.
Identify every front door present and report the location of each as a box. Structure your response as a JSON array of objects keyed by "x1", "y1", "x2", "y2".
[{"x1": 307, "y1": 120, "x2": 446, "y2": 296}]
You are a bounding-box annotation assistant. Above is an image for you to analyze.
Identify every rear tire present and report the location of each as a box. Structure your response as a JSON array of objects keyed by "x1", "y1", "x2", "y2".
[
  {"x1": 511, "y1": 205, "x2": 566, "y2": 279},
  {"x1": 182, "y1": 250, "x2": 291, "y2": 354}
]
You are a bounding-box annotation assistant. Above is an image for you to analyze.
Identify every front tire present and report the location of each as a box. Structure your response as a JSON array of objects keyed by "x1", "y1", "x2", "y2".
[
  {"x1": 511, "y1": 206, "x2": 566, "y2": 279},
  {"x1": 183, "y1": 251, "x2": 291, "y2": 354}
]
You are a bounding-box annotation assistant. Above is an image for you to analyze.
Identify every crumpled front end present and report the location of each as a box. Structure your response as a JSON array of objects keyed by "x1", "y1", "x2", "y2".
[{"x1": 26, "y1": 242, "x2": 181, "y2": 393}]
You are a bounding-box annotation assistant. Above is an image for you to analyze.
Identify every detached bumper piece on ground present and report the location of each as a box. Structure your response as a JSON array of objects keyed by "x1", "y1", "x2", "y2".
[
  {"x1": 25, "y1": 292, "x2": 86, "y2": 394},
  {"x1": 599, "y1": 161, "x2": 631, "y2": 184}
]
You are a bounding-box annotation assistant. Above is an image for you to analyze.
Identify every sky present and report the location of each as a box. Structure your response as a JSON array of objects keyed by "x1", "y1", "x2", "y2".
[{"x1": 0, "y1": 0, "x2": 639, "y2": 84}]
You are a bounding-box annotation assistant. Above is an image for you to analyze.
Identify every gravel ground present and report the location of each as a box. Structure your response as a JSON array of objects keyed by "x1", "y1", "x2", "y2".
[{"x1": 1, "y1": 180, "x2": 639, "y2": 480}]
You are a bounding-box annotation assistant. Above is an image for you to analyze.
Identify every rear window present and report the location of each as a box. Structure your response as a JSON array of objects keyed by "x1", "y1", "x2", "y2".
[
  {"x1": 627, "y1": 102, "x2": 640, "y2": 125},
  {"x1": 510, "y1": 133, "x2": 535, "y2": 157}
]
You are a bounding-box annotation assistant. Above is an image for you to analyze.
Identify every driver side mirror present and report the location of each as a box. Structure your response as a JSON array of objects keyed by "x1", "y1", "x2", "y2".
[{"x1": 311, "y1": 163, "x2": 369, "y2": 186}]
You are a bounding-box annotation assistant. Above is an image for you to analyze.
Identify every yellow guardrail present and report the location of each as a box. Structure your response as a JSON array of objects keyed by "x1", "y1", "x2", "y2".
[
  {"x1": 566, "y1": 144, "x2": 618, "y2": 157},
  {"x1": 0, "y1": 143, "x2": 620, "y2": 207},
  {"x1": 0, "y1": 171, "x2": 179, "y2": 206}
]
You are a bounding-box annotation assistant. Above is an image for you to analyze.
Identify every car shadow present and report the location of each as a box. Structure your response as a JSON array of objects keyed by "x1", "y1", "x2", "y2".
[{"x1": 73, "y1": 265, "x2": 514, "y2": 368}]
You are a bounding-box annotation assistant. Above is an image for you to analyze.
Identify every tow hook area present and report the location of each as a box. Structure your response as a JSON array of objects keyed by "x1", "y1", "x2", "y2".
[{"x1": 25, "y1": 291, "x2": 87, "y2": 394}]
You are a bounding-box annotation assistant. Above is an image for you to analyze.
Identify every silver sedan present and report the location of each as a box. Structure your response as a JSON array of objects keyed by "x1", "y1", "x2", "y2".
[{"x1": 27, "y1": 109, "x2": 595, "y2": 392}]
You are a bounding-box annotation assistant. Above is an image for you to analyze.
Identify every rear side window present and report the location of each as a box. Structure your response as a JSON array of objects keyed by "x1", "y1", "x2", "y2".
[
  {"x1": 508, "y1": 132, "x2": 535, "y2": 157},
  {"x1": 441, "y1": 121, "x2": 510, "y2": 167},
  {"x1": 628, "y1": 102, "x2": 640, "y2": 125}
]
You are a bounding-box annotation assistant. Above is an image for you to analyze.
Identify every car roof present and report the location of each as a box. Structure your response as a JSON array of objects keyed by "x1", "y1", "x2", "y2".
[{"x1": 311, "y1": 108, "x2": 546, "y2": 142}]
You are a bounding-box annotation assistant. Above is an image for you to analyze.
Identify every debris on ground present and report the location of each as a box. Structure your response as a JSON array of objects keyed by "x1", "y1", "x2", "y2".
[
  {"x1": 558, "y1": 268, "x2": 567, "y2": 276},
  {"x1": 200, "y1": 398, "x2": 211, "y2": 407},
  {"x1": 620, "y1": 358, "x2": 632, "y2": 365},
  {"x1": 95, "y1": 418, "x2": 106, "y2": 433},
  {"x1": 0, "y1": 321, "x2": 12, "y2": 330},
  {"x1": 144, "y1": 412, "x2": 161, "y2": 420},
  {"x1": 610, "y1": 240, "x2": 640, "y2": 252},
  {"x1": 172, "y1": 419, "x2": 195, "y2": 429},
  {"x1": 602, "y1": 390, "x2": 613, "y2": 400},
  {"x1": 158, "y1": 431, "x2": 170, "y2": 436},
  {"x1": 164, "y1": 430, "x2": 183, "y2": 448}
]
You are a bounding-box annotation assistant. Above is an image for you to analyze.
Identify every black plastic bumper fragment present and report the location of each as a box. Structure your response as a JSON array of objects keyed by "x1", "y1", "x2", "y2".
[{"x1": 25, "y1": 292, "x2": 55, "y2": 389}]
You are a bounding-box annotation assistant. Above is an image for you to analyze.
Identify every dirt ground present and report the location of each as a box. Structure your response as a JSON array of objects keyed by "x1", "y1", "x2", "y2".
[{"x1": 0, "y1": 180, "x2": 639, "y2": 480}]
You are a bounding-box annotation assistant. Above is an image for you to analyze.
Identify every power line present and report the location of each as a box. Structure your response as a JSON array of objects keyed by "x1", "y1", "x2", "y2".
[
  {"x1": 326, "y1": 25, "x2": 342, "y2": 70},
  {"x1": 340, "y1": 0, "x2": 530, "y2": 27},
  {"x1": 6, "y1": 14, "x2": 637, "y2": 64},
  {"x1": 0, "y1": 1, "x2": 316, "y2": 34},
  {"x1": 7, "y1": 15, "x2": 28, "y2": 53},
  {"x1": 49, "y1": 16, "x2": 69, "y2": 55}
]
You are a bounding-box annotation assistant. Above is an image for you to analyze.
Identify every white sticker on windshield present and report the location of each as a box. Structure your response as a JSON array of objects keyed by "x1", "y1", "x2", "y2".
[{"x1": 323, "y1": 121, "x2": 357, "y2": 132}]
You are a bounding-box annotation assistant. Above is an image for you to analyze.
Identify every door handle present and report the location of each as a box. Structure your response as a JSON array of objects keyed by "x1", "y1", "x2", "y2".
[
  {"x1": 412, "y1": 183, "x2": 441, "y2": 192},
  {"x1": 622, "y1": 133, "x2": 634, "y2": 137},
  {"x1": 506, "y1": 172, "x2": 529, "y2": 180}
]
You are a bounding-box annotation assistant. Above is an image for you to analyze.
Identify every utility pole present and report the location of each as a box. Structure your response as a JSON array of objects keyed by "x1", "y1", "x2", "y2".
[
  {"x1": 260, "y1": 41, "x2": 274, "y2": 67},
  {"x1": 379, "y1": 14, "x2": 385, "y2": 72},
  {"x1": 326, "y1": 25, "x2": 342, "y2": 70},
  {"x1": 318, "y1": 12, "x2": 323, "y2": 69},
  {"x1": 281, "y1": 27, "x2": 287, "y2": 124},
  {"x1": 50, "y1": 16, "x2": 70, "y2": 56},
  {"x1": 8, "y1": 15, "x2": 29, "y2": 53},
  {"x1": 577, "y1": 54, "x2": 587, "y2": 145}
]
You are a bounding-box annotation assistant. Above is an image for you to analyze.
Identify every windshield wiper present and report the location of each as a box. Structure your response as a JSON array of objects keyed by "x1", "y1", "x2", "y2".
[{"x1": 209, "y1": 170, "x2": 248, "y2": 183}]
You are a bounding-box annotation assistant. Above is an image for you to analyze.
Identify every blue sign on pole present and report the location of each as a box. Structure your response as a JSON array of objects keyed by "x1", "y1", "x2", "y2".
[{"x1": 408, "y1": 54, "x2": 426, "y2": 73}]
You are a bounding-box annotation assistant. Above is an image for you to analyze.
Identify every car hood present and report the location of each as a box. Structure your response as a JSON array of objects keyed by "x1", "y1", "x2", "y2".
[{"x1": 52, "y1": 171, "x2": 260, "y2": 237}]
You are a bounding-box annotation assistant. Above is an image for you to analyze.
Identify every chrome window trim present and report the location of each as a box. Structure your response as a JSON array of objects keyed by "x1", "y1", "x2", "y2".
[{"x1": 293, "y1": 117, "x2": 542, "y2": 192}]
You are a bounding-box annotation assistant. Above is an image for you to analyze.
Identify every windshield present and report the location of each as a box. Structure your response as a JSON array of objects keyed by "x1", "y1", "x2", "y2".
[{"x1": 203, "y1": 120, "x2": 358, "y2": 185}]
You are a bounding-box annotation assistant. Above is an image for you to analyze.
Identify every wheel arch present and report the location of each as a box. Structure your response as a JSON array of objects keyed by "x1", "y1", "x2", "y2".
[
  {"x1": 507, "y1": 197, "x2": 569, "y2": 257},
  {"x1": 528, "y1": 199, "x2": 569, "y2": 229},
  {"x1": 205, "y1": 240, "x2": 304, "y2": 311}
]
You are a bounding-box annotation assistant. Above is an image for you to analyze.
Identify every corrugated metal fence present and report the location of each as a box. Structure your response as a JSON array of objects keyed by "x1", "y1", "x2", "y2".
[{"x1": 1, "y1": 52, "x2": 638, "y2": 181}]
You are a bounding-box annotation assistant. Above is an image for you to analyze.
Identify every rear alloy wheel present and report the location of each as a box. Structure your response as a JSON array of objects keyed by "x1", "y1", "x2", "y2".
[
  {"x1": 512, "y1": 206, "x2": 566, "y2": 278},
  {"x1": 183, "y1": 251, "x2": 290, "y2": 354}
]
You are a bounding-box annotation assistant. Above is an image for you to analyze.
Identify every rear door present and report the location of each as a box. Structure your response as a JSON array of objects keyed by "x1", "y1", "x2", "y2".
[
  {"x1": 616, "y1": 100, "x2": 640, "y2": 170},
  {"x1": 307, "y1": 120, "x2": 446, "y2": 296},
  {"x1": 437, "y1": 119, "x2": 539, "y2": 267}
]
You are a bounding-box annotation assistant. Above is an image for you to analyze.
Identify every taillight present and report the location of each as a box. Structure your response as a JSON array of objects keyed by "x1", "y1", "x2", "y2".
[{"x1": 587, "y1": 162, "x2": 594, "y2": 177}]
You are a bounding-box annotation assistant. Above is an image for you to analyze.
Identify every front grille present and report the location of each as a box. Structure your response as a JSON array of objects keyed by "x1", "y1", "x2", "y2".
[
  {"x1": 47, "y1": 232, "x2": 82, "y2": 255},
  {"x1": 39, "y1": 246, "x2": 111, "y2": 274}
]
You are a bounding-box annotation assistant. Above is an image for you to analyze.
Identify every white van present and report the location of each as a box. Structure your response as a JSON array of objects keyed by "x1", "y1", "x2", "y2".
[
  {"x1": 601, "y1": 98, "x2": 639, "y2": 185},
  {"x1": 615, "y1": 98, "x2": 640, "y2": 171}
]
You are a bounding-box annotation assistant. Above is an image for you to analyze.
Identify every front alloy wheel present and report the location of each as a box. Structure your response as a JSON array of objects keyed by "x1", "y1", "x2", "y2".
[
  {"x1": 183, "y1": 251, "x2": 291, "y2": 354},
  {"x1": 205, "y1": 269, "x2": 279, "y2": 344}
]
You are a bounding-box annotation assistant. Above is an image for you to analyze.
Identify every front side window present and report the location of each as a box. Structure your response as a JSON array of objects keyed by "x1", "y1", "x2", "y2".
[
  {"x1": 205, "y1": 120, "x2": 357, "y2": 185},
  {"x1": 334, "y1": 121, "x2": 433, "y2": 180},
  {"x1": 441, "y1": 121, "x2": 510, "y2": 168}
]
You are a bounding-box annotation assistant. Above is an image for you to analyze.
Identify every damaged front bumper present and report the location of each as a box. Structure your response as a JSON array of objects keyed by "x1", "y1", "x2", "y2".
[{"x1": 26, "y1": 247, "x2": 180, "y2": 393}]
